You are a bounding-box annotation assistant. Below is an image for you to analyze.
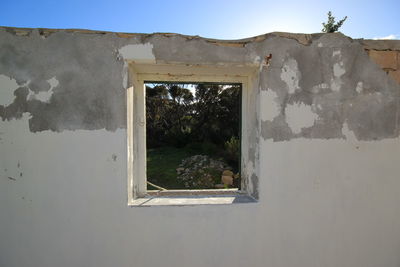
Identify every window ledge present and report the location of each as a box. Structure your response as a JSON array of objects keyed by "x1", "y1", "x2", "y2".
[{"x1": 128, "y1": 194, "x2": 257, "y2": 207}]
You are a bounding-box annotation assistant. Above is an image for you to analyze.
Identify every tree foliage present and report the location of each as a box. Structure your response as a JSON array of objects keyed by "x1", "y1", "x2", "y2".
[
  {"x1": 322, "y1": 11, "x2": 347, "y2": 33},
  {"x1": 146, "y1": 83, "x2": 241, "y2": 153}
]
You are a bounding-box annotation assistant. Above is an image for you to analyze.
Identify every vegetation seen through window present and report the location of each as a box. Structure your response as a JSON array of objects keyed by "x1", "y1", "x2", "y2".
[{"x1": 146, "y1": 82, "x2": 241, "y2": 190}]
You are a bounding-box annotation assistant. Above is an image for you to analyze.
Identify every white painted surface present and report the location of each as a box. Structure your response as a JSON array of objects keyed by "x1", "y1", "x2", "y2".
[
  {"x1": 130, "y1": 195, "x2": 255, "y2": 206},
  {"x1": 260, "y1": 137, "x2": 400, "y2": 267},
  {"x1": 0, "y1": 74, "x2": 19, "y2": 106},
  {"x1": 260, "y1": 89, "x2": 280, "y2": 121},
  {"x1": 331, "y1": 78, "x2": 342, "y2": 92},
  {"x1": 28, "y1": 89, "x2": 53, "y2": 102},
  {"x1": 356, "y1": 81, "x2": 363, "y2": 93},
  {"x1": 280, "y1": 58, "x2": 300, "y2": 94},
  {"x1": 118, "y1": 43, "x2": 156, "y2": 63},
  {"x1": 310, "y1": 83, "x2": 329, "y2": 94},
  {"x1": 47, "y1": 77, "x2": 59, "y2": 89},
  {"x1": 331, "y1": 50, "x2": 345, "y2": 92},
  {"x1": 333, "y1": 62, "x2": 345, "y2": 78},
  {"x1": 34, "y1": 89, "x2": 53, "y2": 103},
  {"x1": 2, "y1": 112, "x2": 400, "y2": 267},
  {"x1": 332, "y1": 50, "x2": 341, "y2": 57},
  {"x1": 285, "y1": 102, "x2": 318, "y2": 134},
  {"x1": 27, "y1": 77, "x2": 58, "y2": 103}
]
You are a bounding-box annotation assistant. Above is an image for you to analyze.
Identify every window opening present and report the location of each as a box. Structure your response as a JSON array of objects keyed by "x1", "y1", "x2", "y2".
[{"x1": 145, "y1": 82, "x2": 242, "y2": 192}]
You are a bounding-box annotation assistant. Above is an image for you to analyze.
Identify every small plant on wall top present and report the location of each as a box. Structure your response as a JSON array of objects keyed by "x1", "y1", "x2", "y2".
[{"x1": 322, "y1": 11, "x2": 347, "y2": 33}]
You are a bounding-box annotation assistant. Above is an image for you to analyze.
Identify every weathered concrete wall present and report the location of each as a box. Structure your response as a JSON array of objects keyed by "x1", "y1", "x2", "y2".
[
  {"x1": 258, "y1": 35, "x2": 400, "y2": 141},
  {"x1": 1, "y1": 27, "x2": 400, "y2": 267}
]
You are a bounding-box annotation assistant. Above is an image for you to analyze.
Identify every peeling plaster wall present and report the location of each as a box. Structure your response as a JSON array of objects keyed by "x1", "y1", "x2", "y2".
[
  {"x1": 1, "y1": 27, "x2": 400, "y2": 267},
  {"x1": 0, "y1": 29, "x2": 127, "y2": 132},
  {"x1": 257, "y1": 34, "x2": 400, "y2": 141}
]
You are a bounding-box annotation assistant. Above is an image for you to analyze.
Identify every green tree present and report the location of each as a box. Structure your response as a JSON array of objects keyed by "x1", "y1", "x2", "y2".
[
  {"x1": 192, "y1": 84, "x2": 240, "y2": 145},
  {"x1": 146, "y1": 85, "x2": 172, "y2": 147},
  {"x1": 146, "y1": 83, "x2": 241, "y2": 150},
  {"x1": 322, "y1": 11, "x2": 347, "y2": 33}
]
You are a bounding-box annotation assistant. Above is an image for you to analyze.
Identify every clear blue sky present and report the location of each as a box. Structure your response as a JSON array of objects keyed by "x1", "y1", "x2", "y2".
[{"x1": 1, "y1": 0, "x2": 399, "y2": 40}]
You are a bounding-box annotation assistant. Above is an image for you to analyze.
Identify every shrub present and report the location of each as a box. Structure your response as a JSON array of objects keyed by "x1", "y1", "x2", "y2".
[
  {"x1": 224, "y1": 136, "x2": 240, "y2": 165},
  {"x1": 322, "y1": 11, "x2": 347, "y2": 33}
]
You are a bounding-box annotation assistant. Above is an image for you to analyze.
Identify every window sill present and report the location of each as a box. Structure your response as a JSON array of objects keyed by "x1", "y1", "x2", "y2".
[{"x1": 128, "y1": 191, "x2": 257, "y2": 207}]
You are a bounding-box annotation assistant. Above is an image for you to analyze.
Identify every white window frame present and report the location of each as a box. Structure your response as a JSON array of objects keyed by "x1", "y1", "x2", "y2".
[{"x1": 127, "y1": 62, "x2": 258, "y2": 206}]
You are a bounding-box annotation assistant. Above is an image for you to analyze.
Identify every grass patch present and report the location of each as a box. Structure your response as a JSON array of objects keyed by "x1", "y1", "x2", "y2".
[
  {"x1": 146, "y1": 144, "x2": 238, "y2": 190},
  {"x1": 147, "y1": 146, "x2": 197, "y2": 189}
]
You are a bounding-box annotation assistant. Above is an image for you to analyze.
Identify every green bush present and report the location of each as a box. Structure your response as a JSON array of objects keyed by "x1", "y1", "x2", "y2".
[
  {"x1": 322, "y1": 11, "x2": 347, "y2": 33},
  {"x1": 224, "y1": 136, "x2": 240, "y2": 166}
]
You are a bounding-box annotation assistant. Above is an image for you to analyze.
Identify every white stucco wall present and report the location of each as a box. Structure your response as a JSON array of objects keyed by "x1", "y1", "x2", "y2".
[{"x1": 1, "y1": 114, "x2": 400, "y2": 267}]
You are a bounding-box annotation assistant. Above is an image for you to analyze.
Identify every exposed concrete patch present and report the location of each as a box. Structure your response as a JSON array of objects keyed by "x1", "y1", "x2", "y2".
[
  {"x1": 280, "y1": 57, "x2": 301, "y2": 94},
  {"x1": 148, "y1": 34, "x2": 258, "y2": 65},
  {"x1": 250, "y1": 173, "x2": 259, "y2": 199},
  {"x1": 0, "y1": 74, "x2": 19, "y2": 106},
  {"x1": 345, "y1": 93, "x2": 398, "y2": 140},
  {"x1": 316, "y1": 32, "x2": 353, "y2": 47},
  {"x1": 118, "y1": 43, "x2": 156, "y2": 63},
  {"x1": 261, "y1": 115, "x2": 293, "y2": 141},
  {"x1": 285, "y1": 102, "x2": 318, "y2": 134},
  {"x1": 301, "y1": 92, "x2": 345, "y2": 139},
  {"x1": 248, "y1": 147, "x2": 256, "y2": 166}
]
